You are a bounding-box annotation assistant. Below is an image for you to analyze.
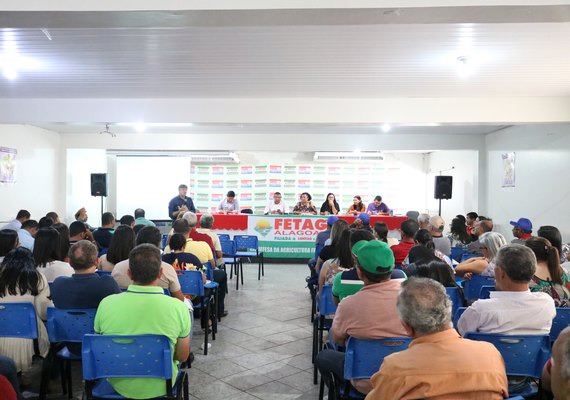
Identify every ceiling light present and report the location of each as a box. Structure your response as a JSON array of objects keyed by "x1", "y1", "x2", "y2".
[
  {"x1": 381, "y1": 124, "x2": 392, "y2": 133},
  {"x1": 134, "y1": 122, "x2": 146, "y2": 133},
  {"x1": 3, "y1": 67, "x2": 16, "y2": 80},
  {"x1": 456, "y1": 56, "x2": 473, "y2": 78}
]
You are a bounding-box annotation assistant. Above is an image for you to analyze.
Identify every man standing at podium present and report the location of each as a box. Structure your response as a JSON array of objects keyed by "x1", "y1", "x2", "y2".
[{"x1": 168, "y1": 184, "x2": 196, "y2": 220}]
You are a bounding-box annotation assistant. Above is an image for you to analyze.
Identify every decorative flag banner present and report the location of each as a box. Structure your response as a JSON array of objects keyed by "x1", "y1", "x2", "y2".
[
  {"x1": 211, "y1": 193, "x2": 223, "y2": 202},
  {"x1": 314, "y1": 166, "x2": 326, "y2": 175},
  {"x1": 255, "y1": 165, "x2": 268, "y2": 174},
  {"x1": 328, "y1": 166, "x2": 341, "y2": 175},
  {"x1": 255, "y1": 178, "x2": 267, "y2": 187},
  {"x1": 212, "y1": 166, "x2": 224, "y2": 175},
  {"x1": 226, "y1": 166, "x2": 239, "y2": 175},
  {"x1": 313, "y1": 180, "x2": 325, "y2": 188},
  {"x1": 299, "y1": 165, "x2": 311, "y2": 174},
  {"x1": 197, "y1": 193, "x2": 209, "y2": 202},
  {"x1": 284, "y1": 166, "x2": 297, "y2": 174},
  {"x1": 298, "y1": 179, "x2": 311, "y2": 188},
  {"x1": 284, "y1": 179, "x2": 296, "y2": 188},
  {"x1": 241, "y1": 166, "x2": 253, "y2": 175},
  {"x1": 197, "y1": 180, "x2": 209, "y2": 188},
  {"x1": 197, "y1": 166, "x2": 210, "y2": 174},
  {"x1": 269, "y1": 165, "x2": 282, "y2": 174},
  {"x1": 255, "y1": 192, "x2": 267, "y2": 201},
  {"x1": 240, "y1": 179, "x2": 252, "y2": 188},
  {"x1": 269, "y1": 178, "x2": 282, "y2": 187},
  {"x1": 211, "y1": 180, "x2": 224, "y2": 188},
  {"x1": 240, "y1": 192, "x2": 253, "y2": 201},
  {"x1": 328, "y1": 180, "x2": 340, "y2": 189}
]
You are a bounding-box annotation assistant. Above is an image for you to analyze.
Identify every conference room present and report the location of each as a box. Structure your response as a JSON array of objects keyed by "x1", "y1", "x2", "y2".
[{"x1": 1, "y1": 1, "x2": 570, "y2": 399}]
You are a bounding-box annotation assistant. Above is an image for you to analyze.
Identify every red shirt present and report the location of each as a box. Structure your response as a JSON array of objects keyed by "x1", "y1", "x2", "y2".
[
  {"x1": 390, "y1": 240, "x2": 415, "y2": 265},
  {"x1": 189, "y1": 229, "x2": 215, "y2": 255}
]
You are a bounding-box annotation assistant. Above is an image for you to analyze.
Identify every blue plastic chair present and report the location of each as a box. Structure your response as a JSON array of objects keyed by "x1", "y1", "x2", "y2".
[
  {"x1": 161, "y1": 234, "x2": 168, "y2": 250},
  {"x1": 234, "y1": 235, "x2": 265, "y2": 280},
  {"x1": 450, "y1": 246, "x2": 465, "y2": 263},
  {"x1": 479, "y1": 285, "x2": 495, "y2": 299},
  {"x1": 464, "y1": 332, "x2": 551, "y2": 397},
  {"x1": 218, "y1": 234, "x2": 230, "y2": 241},
  {"x1": 453, "y1": 307, "x2": 467, "y2": 329},
  {"x1": 43, "y1": 308, "x2": 97, "y2": 399},
  {"x1": 312, "y1": 285, "x2": 338, "y2": 384},
  {"x1": 82, "y1": 334, "x2": 187, "y2": 400},
  {"x1": 331, "y1": 337, "x2": 412, "y2": 400},
  {"x1": 0, "y1": 302, "x2": 39, "y2": 339},
  {"x1": 462, "y1": 275, "x2": 495, "y2": 301},
  {"x1": 550, "y1": 307, "x2": 570, "y2": 345},
  {"x1": 445, "y1": 287, "x2": 464, "y2": 320},
  {"x1": 221, "y1": 239, "x2": 243, "y2": 290},
  {"x1": 203, "y1": 262, "x2": 221, "y2": 322},
  {"x1": 176, "y1": 270, "x2": 215, "y2": 355},
  {"x1": 95, "y1": 270, "x2": 111, "y2": 277}
]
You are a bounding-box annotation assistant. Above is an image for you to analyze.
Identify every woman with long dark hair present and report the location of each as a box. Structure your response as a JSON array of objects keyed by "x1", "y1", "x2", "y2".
[
  {"x1": 345, "y1": 195, "x2": 366, "y2": 216},
  {"x1": 0, "y1": 229, "x2": 18, "y2": 262},
  {"x1": 99, "y1": 225, "x2": 135, "y2": 271},
  {"x1": 447, "y1": 217, "x2": 472, "y2": 246},
  {"x1": 320, "y1": 193, "x2": 340, "y2": 215},
  {"x1": 33, "y1": 227, "x2": 74, "y2": 282},
  {"x1": 0, "y1": 248, "x2": 51, "y2": 371},
  {"x1": 318, "y1": 229, "x2": 354, "y2": 295},
  {"x1": 526, "y1": 237, "x2": 570, "y2": 307}
]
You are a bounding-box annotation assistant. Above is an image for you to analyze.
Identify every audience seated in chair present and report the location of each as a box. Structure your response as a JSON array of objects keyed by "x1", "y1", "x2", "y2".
[
  {"x1": 0, "y1": 229, "x2": 19, "y2": 263},
  {"x1": 0, "y1": 356, "x2": 19, "y2": 399},
  {"x1": 98, "y1": 224, "x2": 135, "y2": 272},
  {"x1": 366, "y1": 277, "x2": 508, "y2": 399},
  {"x1": 428, "y1": 216, "x2": 451, "y2": 257},
  {"x1": 1, "y1": 209, "x2": 31, "y2": 231},
  {"x1": 112, "y1": 226, "x2": 185, "y2": 302},
  {"x1": 390, "y1": 219, "x2": 419, "y2": 265},
  {"x1": 183, "y1": 211, "x2": 216, "y2": 256},
  {"x1": 165, "y1": 219, "x2": 214, "y2": 266},
  {"x1": 543, "y1": 326, "x2": 570, "y2": 399},
  {"x1": 458, "y1": 244, "x2": 555, "y2": 336},
  {"x1": 51, "y1": 240, "x2": 120, "y2": 309},
  {"x1": 94, "y1": 243, "x2": 191, "y2": 399},
  {"x1": 318, "y1": 229, "x2": 353, "y2": 298},
  {"x1": 316, "y1": 240, "x2": 408, "y2": 398},
  {"x1": 196, "y1": 213, "x2": 224, "y2": 267},
  {"x1": 33, "y1": 227, "x2": 74, "y2": 282},
  {"x1": 315, "y1": 220, "x2": 349, "y2": 275},
  {"x1": 92, "y1": 212, "x2": 116, "y2": 250},
  {"x1": 118, "y1": 214, "x2": 135, "y2": 228},
  {"x1": 134, "y1": 208, "x2": 156, "y2": 227},
  {"x1": 466, "y1": 219, "x2": 494, "y2": 255},
  {"x1": 69, "y1": 220, "x2": 96, "y2": 245},
  {"x1": 455, "y1": 232, "x2": 507, "y2": 278},
  {"x1": 17, "y1": 219, "x2": 38, "y2": 252}
]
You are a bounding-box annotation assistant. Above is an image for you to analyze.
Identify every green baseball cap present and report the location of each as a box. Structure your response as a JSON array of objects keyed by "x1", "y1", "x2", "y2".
[{"x1": 354, "y1": 240, "x2": 395, "y2": 274}]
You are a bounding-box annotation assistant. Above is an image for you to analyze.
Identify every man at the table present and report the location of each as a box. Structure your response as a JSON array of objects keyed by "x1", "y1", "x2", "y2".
[
  {"x1": 168, "y1": 184, "x2": 196, "y2": 220},
  {"x1": 264, "y1": 192, "x2": 290, "y2": 215},
  {"x1": 367, "y1": 195, "x2": 390, "y2": 215}
]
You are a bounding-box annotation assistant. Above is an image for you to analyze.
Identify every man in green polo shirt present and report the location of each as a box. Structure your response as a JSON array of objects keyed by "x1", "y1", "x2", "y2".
[{"x1": 94, "y1": 244, "x2": 191, "y2": 399}]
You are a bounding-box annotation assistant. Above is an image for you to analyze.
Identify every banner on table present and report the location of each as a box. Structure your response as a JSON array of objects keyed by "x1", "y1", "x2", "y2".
[{"x1": 247, "y1": 215, "x2": 328, "y2": 242}]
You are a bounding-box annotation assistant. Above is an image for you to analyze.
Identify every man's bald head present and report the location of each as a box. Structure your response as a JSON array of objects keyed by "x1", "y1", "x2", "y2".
[{"x1": 551, "y1": 327, "x2": 570, "y2": 399}]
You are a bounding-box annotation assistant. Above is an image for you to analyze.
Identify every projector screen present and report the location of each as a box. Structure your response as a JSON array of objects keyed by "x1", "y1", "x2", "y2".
[{"x1": 116, "y1": 156, "x2": 191, "y2": 220}]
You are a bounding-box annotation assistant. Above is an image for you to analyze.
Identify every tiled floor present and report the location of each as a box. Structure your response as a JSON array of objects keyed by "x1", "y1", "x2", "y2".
[{"x1": 37, "y1": 262, "x2": 320, "y2": 400}]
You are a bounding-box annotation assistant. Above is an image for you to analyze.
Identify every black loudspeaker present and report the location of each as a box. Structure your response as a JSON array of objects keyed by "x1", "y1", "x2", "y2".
[
  {"x1": 91, "y1": 173, "x2": 107, "y2": 197},
  {"x1": 434, "y1": 175, "x2": 453, "y2": 200}
]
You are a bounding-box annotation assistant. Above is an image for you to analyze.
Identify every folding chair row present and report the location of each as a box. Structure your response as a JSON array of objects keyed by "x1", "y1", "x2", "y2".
[
  {"x1": 312, "y1": 285, "x2": 338, "y2": 385},
  {"x1": 220, "y1": 235, "x2": 265, "y2": 280}
]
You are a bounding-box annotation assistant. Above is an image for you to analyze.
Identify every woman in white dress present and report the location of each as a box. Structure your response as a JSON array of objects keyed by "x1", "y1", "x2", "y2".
[
  {"x1": 0, "y1": 248, "x2": 51, "y2": 372},
  {"x1": 33, "y1": 227, "x2": 74, "y2": 282}
]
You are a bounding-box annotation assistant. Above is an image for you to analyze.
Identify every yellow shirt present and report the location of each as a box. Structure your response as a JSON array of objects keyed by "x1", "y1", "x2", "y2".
[
  {"x1": 366, "y1": 329, "x2": 508, "y2": 400},
  {"x1": 165, "y1": 239, "x2": 213, "y2": 264}
]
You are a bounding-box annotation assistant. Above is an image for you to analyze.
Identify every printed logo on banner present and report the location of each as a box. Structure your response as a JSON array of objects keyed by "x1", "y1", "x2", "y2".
[
  {"x1": 241, "y1": 180, "x2": 252, "y2": 188},
  {"x1": 255, "y1": 179, "x2": 267, "y2": 187},
  {"x1": 313, "y1": 180, "x2": 325, "y2": 188},
  {"x1": 240, "y1": 193, "x2": 252, "y2": 201},
  {"x1": 269, "y1": 165, "x2": 282, "y2": 174},
  {"x1": 211, "y1": 166, "x2": 224, "y2": 175},
  {"x1": 211, "y1": 180, "x2": 224, "y2": 188},
  {"x1": 284, "y1": 166, "x2": 297, "y2": 174},
  {"x1": 226, "y1": 166, "x2": 239, "y2": 175},
  {"x1": 197, "y1": 166, "x2": 210, "y2": 174},
  {"x1": 226, "y1": 179, "x2": 238, "y2": 187},
  {"x1": 255, "y1": 192, "x2": 267, "y2": 201},
  {"x1": 241, "y1": 166, "x2": 253, "y2": 175},
  {"x1": 269, "y1": 179, "x2": 281, "y2": 187},
  {"x1": 298, "y1": 179, "x2": 311, "y2": 188},
  {"x1": 314, "y1": 166, "x2": 326, "y2": 175},
  {"x1": 284, "y1": 179, "x2": 296, "y2": 187},
  {"x1": 327, "y1": 180, "x2": 340, "y2": 189},
  {"x1": 284, "y1": 192, "x2": 297, "y2": 202},
  {"x1": 254, "y1": 219, "x2": 272, "y2": 236},
  {"x1": 197, "y1": 193, "x2": 209, "y2": 202},
  {"x1": 211, "y1": 193, "x2": 223, "y2": 202},
  {"x1": 298, "y1": 166, "x2": 311, "y2": 175},
  {"x1": 328, "y1": 166, "x2": 341, "y2": 175},
  {"x1": 198, "y1": 180, "x2": 209, "y2": 188},
  {"x1": 255, "y1": 165, "x2": 268, "y2": 174}
]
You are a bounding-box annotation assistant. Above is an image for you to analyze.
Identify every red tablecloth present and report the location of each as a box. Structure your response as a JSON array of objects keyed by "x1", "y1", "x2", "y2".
[{"x1": 197, "y1": 214, "x2": 407, "y2": 231}]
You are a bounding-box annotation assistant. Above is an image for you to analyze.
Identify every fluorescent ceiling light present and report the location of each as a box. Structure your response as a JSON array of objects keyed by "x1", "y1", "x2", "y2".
[
  {"x1": 381, "y1": 124, "x2": 392, "y2": 133},
  {"x1": 116, "y1": 123, "x2": 194, "y2": 128},
  {"x1": 134, "y1": 122, "x2": 146, "y2": 133}
]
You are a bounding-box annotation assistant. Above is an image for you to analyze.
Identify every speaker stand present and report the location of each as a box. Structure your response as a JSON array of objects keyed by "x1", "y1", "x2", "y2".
[
  {"x1": 100, "y1": 196, "x2": 104, "y2": 220},
  {"x1": 438, "y1": 198, "x2": 442, "y2": 217}
]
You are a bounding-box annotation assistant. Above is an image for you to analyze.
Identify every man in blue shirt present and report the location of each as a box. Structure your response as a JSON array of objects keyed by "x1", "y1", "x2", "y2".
[
  {"x1": 51, "y1": 240, "x2": 121, "y2": 309},
  {"x1": 17, "y1": 219, "x2": 38, "y2": 251},
  {"x1": 168, "y1": 184, "x2": 196, "y2": 220}
]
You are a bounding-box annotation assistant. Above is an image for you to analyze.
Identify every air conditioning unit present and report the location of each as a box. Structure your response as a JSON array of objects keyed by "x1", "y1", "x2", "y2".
[
  {"x1": 109, "y1": 150, "x2": 239, "y2": 164},
  {"x1": 191, "y1": 152, "x2": 239, "y2": 164},
  {"x1": 313, "y1": 152, "x2": 384, "y2": 163}
]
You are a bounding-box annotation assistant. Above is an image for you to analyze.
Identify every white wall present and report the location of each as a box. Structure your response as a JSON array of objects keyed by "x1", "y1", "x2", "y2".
[
  {"x1": 485, "y1": 124, "x2": 570, "y2": 242},
  {"x1": 426, "y1": 150, "x2": 479, "y2": 225},
  {"x1": 0, "y1": 125, "x2": 61, "y2": 223}
]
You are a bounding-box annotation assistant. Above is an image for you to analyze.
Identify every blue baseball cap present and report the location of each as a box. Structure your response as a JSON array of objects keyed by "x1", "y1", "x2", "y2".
[
  {"x1": 510, "y1": 218, "x2": 532, "y2": 232},
  {"x1": 357, "y1": 213, "x2": 370, "y2": 224},
  {"x1": 327, "y1": 216, "x2": 339, "y2": 226}
]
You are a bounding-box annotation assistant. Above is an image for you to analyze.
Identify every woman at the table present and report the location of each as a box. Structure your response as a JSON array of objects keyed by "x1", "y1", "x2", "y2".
[
  {"x1": 292, "y1": 192, "x2": 318, "y2": 215},
  {"x1": 319, "y1": 193, "x2": 340, "y2": 215},
  {"x1": 217, "y1": 190, "x2": 240, "y2": 214},
  {"x1": 345, "y1": 195, "x2": 366, "y2": 215}
]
